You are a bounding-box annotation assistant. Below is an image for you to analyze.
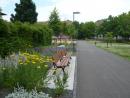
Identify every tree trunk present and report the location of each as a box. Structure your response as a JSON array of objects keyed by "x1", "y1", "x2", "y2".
[{"x1": 107, "y1": 42, "x2": 109, "y2": 48}]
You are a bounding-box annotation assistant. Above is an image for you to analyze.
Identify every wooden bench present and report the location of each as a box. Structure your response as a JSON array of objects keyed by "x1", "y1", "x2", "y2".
[{"x1": 52, "y1": 50, "x2": 71, "y2": 72}]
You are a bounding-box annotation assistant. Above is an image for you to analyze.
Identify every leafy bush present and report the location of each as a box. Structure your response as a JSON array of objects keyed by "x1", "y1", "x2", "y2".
[
  {"x1": 1, "y1": 67, "x2": 16, "y2": 88},
  {"x1": 0, "y1": 21, "x2": 52, "y2": 58},
  {"x1": 0, "y1": 19, "x2": 10, "y2": 38},
  {"x1": 15, "y1": 63, "x2": 48, "y2": 90},
  {"x1": 0, "y1": 62, "x2": 49, "y2": 90},
  {"x1": 5, "y1": 86, "x2": 52, "y2": 98},
  {"x1": 32, "y1": 24, "x2": 52, "y2": 46},
  {"x1": 0, "y1": 19, "x2": 11, "y2": 58}
]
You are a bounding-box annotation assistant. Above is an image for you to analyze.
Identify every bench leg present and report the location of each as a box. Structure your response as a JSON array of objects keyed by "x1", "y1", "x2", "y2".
[{"x1": 62, "y1": 67, "x2": 65, "y2": 73}]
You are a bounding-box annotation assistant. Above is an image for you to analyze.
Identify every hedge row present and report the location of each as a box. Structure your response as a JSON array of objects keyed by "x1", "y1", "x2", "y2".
[{"x1": 0, "y1": 19, "x2": 52, "y2": 58}]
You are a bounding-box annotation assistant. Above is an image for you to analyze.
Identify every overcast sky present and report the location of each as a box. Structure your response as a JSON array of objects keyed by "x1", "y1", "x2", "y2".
[{"x1": 0, "y1": 0, "x2": 130, "y2": 22}]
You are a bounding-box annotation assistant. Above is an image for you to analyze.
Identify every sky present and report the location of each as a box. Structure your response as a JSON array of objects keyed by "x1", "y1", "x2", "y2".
[{"x1": 0, "y1": 0, "x2": 130, "y2": 22}]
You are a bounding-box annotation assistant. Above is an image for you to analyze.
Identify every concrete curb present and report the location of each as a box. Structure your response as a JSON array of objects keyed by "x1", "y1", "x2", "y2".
[{"x1": 73, "y1": 56, "x2": 77, "y2": 98}]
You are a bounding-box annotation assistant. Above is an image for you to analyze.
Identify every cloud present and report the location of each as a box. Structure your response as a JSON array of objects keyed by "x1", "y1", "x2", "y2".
[
  {"x1": 0, "y1": 0, "x2": 18, "y2": 8},
  {"x1": 54, "y1": 0, "x2": 130, "y2": 22},
  {"x1": 1, "y1": 0, "x2": 130, "y2": 22},
  {"x1": 37, "y1": 6, "x2": 54, "y2": 21},
  {"x1": 0, "y1": 0, "x2": 19, "y2": 21},
  {"x1": 36, "y1": 0, "x2": 130, "y2": 22}
]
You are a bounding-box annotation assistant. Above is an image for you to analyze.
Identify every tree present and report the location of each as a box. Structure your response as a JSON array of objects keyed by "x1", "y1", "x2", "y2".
[
  {"x1": 105, "y1": 32, "x2": 113, "y2": 48},
  {"x1": 61, "y1": 21, "x2": 68, "y2": 34},
  {"x1": 10, "y1": 0, "x2": 38, "y2": 23},
  {"x1": 96, "y1": 13, "x2": 130, "y2": 41},
  {"x1": 78, "y1": 22, "x2": 96, "y2": 39},
  {"x1": 78, "y1": 23, "x2": 86, "y2": 39},
  {"x1": 67, "y1": 24, "x2": 76, "y2": 38},
  {"x1": 48, "y1": 8, "x2": 61, "y2": 36}
]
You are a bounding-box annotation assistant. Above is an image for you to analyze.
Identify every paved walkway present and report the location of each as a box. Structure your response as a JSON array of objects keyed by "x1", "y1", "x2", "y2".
[{"x1": 76, "y1": 41, "x2": 130, "y2": 98}]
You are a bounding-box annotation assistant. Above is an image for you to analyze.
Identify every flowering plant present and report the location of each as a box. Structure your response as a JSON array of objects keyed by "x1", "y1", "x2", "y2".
[{"x1": 19, "y1": 52, "x2": 52, "y2": 65}]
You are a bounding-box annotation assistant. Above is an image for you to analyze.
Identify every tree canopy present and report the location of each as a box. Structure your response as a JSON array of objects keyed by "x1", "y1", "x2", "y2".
[
  {"x1": 77, "y1": 11, "x2": 130, "y2": 41},
  {"x1": 10, "y1": 0, "x2": 38, "y2": 23},
  {"x1": 48, "y1": 7, "x2": 61, "y2": 36},
  {"x1": 78, "y1": 22, "x2": 96, "y2": 39}
]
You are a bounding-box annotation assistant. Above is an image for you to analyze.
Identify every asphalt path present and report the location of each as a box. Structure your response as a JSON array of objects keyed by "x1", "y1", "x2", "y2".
[{"x1": 76, "y1": 40, "x2": 130, "y2": 98}]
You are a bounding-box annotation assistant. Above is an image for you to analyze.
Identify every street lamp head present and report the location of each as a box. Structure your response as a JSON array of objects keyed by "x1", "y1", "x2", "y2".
[{"x1": 73, "y1": 12, "x2": 80, "y2": 14}]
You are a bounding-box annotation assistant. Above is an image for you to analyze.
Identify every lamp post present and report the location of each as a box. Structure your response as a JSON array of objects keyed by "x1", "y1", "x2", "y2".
[
  {"x1": 73, "y1": 12, "x2": 80, "y2": 22},
  {"x1": 72, "y1": 12, "x2": 80, "y2": 53}
]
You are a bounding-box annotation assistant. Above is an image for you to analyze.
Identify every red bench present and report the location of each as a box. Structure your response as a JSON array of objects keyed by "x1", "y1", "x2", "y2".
[{"x1": 52, "y1": 50, "x2": 71, "y2": 72}]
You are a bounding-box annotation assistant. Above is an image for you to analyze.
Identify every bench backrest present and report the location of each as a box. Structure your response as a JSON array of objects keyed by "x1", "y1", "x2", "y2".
[{"x1": 52, "y1": 50, "x2": 67, "y2": 63}]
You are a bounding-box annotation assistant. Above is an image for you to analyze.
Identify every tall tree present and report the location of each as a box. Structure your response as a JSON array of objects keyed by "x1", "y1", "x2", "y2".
[
  {"x1": 79, "y1": 22, "x2": 96, "y2": 39},
  {"x1": 10, "y1": 0, "x2": 38, "y2": 23},
  {"x1": 48, "y1": 8, "x2": 61, "y2": 36}
]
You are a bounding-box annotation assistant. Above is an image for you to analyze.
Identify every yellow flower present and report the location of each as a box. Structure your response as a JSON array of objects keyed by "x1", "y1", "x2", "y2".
[
  {"x1": 36, "y1": 57, "x2": 39, "y2": 59},
  {"x1": 20, "y1": 62, "x2": 23, "y2": 65},
  {"x1": 32, "y1": 61, "x2": 36, "y2": 64}
]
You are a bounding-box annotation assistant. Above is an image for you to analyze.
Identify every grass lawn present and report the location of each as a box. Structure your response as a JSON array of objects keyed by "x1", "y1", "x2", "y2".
[{"x1": 88, "y1": 40, "x2": 130, "y2": 60}]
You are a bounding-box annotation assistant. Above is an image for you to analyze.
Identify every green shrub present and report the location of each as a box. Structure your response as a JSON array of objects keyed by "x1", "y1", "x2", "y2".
[
  {"x1": 54, "y1": 73, "x2": 68, "y2": 97},
  {"x1": 0, "y1": 21, "x2": 52, "y2": 58},
  {"x1": 15, "y1": 63, "x2": 48, "y2": 90},
  {"x1": 0, "y1": 63, "x2": 49, "y2": 90},
  {"x1": 0, "y1": 19, "x2": 10, "y2": 38},
  {"x1": 32, "y1": 24, "x2": 52, "y2": 46}
]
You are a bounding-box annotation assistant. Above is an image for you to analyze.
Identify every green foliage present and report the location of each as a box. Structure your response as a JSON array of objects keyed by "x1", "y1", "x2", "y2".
[
  {"x1": 96, "y1": 13, "x2": 130, "y2": 41},
  {"x1": 78, "y1": 22, "x2": 96, "y2": 39},
  {"x1": 75, "y1": 11, "x2": 130, "y2": 40},
  {"x1": 0, "y1": 19, "x2": 10, "y2": 38},
  {"x1": 0, "y1": 19, "x2": 12, "y2": 58},
  {"x1": 67, "y1": 24, "x2": 76, "y2": 38},
  {"x1": 0, "y1": 63, "x2": 49, "y2": 90},
  {"x1": 54, "y1": 73, "x2": 68, "y2": 96},
  {"x1": 32, "y1": 24, "x2": 52, "y2": 46},
  {"x1": 49, "y1": 8, "x2": 61, "y2": 36},
  {"x1": 61, "y1": 22, "x2": 68, "y2": 34},
  {"x1": 60, "y1": 21, "x2": 76, "y2": 38},
  {"x1": 0, "y1": 21, "x2": 52, "y2": 58},
  {"x1": 105, "y1": 32, "x2": 113, "y2": 47},
  {"x1": 10, "y1": 0, "x2": 38, "y2": 23}
]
